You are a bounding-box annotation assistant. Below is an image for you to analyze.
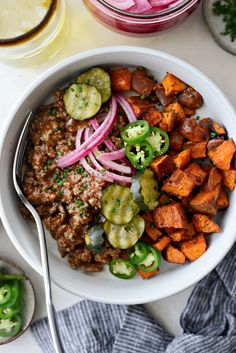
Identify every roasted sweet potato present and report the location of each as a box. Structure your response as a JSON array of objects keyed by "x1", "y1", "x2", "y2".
[
  {"x1": 153, "y1": 202, "x2": 188, "y2": 229},
  {"x1": 159, "y1": 111, "x2": 177, "y2": 133},
  {"x1": 212, "y1": 122, "x2": 227, "y2": 136},
  {"x1": 143, "y1": 107, "x2": 162, "y2": 127},
  {"x1": 189, "y1": 186, "x2": 221, "y2": 215},
  {"x1": 190, "y1": 141, "x2": 207, "y2": 159},
  {"x1": 172, "y1": 149, "x2": 191, "y2": 169},
  {"x1": 153, "y1": 236, "x2": 171, "y2": 251},
  {"x1": 164, "y1": 102, "x2": 185, "y2": 122},
  {"x1": 132, "y1": 67, "x2": 156, "y2": 97},
  {"x1": 201, "y1": 167, "x2": 222, "y2": 192},
  {"x1": 169, "y1": 230, "x2": 186, "y2": 242},
  {"x1": 126, "y1": 96, "x2": 155, "y2": 118},
  {"x1": 179, "y1": 118, "x2": 210, "y2": 142},
  {"x1": 216, "y1": 187, "x2": 229, "y2": 210},
  {"x1": 180, "y1": 234, "x2": 207, "y2": 261},
  {"x1": 165, "y1": 244, "x2": 186, "y2": 264},
  {"x1": 155, "y1": 84, "x2": 174, "y2": 107},
  {"x1": 110, "y1": 67, "x2": 132, "y2": 91},
  {"x1": 150, "y1": 155, "x2": 175, "y2": 181},
  {"x1": 208, "y1": 139, "x2": 236, "y2": 170},
  {"x1": 184, "y1": 162, "x2": 207, "y2": 186},
  {"x1": 162, "y1": 73, "x2": 187, "y2": 97},
  {"x1": 162, "y1": 169, "x2": 196, "y2": 198},
  {"x1": 142, "y1": 212, "x2": 162, "y2": 241},
  {"x1": 183, "y1": 107, "x2": 196, "y2": 116},
  {"x1": 192, "y1": 214, "x2": 221, "y2": 233},
  {"x1": 207, "y1": 138, "x2": 224, "y2": 152},
  {"x1": 185, "y1": 223, "x2": 196, "y2": 238},
  {"x1": 178, "y1": 87, "x2": 203, "y2": 109},
  {"x1": 169, "y1": 130, "x2": 184, "y2": 151},
  {"x1": 138, "y1": 268, "x2": 159, "y2": 279},
  {"x1": 221, "y1": 169, "x2": 236, "y2": 190}
]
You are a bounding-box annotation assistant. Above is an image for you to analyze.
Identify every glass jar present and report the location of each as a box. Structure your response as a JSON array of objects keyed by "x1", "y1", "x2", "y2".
[
  {"x1": 0, "y1": 0, "x2": 65, "y2": 60},
  {"x1": 83, "y1": 0, "x2": 201, "y2": 36}
]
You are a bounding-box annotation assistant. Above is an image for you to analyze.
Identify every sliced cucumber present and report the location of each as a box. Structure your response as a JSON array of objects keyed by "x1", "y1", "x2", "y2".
[
  {"x1": 131, "y1": 169, "x2": 159, "y2": 211},
  {"x1": 102, "y1": 185, "x2": 139, "y2": 225},
  {"x1": 63, "y1": 83, "x2": 102, "y2": 121},
  {"x1": 104, "y1": 215, "x2": 145, "y2": 249},
  {"x1": 77, "y1": 67, "x2": 111, "y2": 103}
]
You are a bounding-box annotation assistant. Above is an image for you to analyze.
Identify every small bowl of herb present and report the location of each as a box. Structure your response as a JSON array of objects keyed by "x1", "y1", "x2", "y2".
[
  {"x1": 0, "y1": 258, "x2": 35, "y2": 345},
  {"x1": 203, "y1": 0, "x2": 236, "y2": 55}
]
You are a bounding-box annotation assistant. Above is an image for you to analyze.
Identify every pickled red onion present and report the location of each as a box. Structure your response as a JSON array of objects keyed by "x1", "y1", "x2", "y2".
[
  {"x1": 105, "y1": 0, "x2": 135, "y2": 10},
  {"x1": 57, "y1": 96, "x2": 117, "y2": 168},
  {"x1": 114, "y1": 93, "x2": 137, "y2": 122}
]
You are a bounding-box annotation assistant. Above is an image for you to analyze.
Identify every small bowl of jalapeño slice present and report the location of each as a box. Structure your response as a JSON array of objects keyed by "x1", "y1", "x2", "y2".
[{"x1": 0, "y1": 257, "x2": 35, "y2": 345}]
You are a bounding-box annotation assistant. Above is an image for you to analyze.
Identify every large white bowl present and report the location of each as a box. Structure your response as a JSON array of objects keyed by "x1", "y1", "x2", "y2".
[{"x1": 0, "y1": 47, "x2": 236, "y2": 304}]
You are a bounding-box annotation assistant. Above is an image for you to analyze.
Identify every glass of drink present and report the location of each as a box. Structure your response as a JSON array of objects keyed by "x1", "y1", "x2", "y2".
[{"x1": 0, "y1": 0, "x2": 65, "y2": 60}]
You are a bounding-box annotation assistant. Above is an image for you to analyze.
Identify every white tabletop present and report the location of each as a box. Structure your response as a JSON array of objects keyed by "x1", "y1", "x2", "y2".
[{"x1": 0, "y1": 1, "x2": 235, "y2": 352}]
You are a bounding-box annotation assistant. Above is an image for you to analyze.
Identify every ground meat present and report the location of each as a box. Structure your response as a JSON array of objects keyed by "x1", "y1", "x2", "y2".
[{"x1": 23, "y1": 89, "x2": 123, "y2": 272}]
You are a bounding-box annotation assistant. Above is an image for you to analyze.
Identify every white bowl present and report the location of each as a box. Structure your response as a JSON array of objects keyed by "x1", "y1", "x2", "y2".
[{"x1": 0, "y1": 46, "x2": 236, "y2": 304}]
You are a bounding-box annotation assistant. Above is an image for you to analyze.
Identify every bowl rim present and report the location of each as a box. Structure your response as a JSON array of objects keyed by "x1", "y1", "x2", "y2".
[
  {"x1": 0, "y1": 46, "x2": 236, "y2": 304},
  {"x1": 0, "y1": 257, "x2": 36, "y2": 345}
]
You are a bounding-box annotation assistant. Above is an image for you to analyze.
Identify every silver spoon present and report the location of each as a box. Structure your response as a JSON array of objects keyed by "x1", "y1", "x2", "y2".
[{"x1": 13, "y1": 111, "x2": 65, "y2": 353}]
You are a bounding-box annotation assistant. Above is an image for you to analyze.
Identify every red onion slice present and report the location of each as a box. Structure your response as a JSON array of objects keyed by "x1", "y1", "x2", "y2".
[
  {"x1": 114, "y1": 93, "x2": 137, "y2": 122},
  {"x1": 96, "y1": 148, "x2": 126, "y2": 161},
  {"x1": 57, "y1": 96, "x2": 117, "y2": 168},
  {"x1": 104, "y1": 0, "x2": 135, "y2": 10},
  {"x1": 149, "y1": 0, "x2": 179, "y2": 6},
  {"x1": 129, "y1": 0, "x2": 152, "y2": 13}
]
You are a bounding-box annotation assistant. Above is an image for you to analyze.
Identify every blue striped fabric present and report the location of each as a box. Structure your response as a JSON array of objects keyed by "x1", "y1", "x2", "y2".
[{"x1": 31, "y1": 243, "x2": 236, "y2": 353}]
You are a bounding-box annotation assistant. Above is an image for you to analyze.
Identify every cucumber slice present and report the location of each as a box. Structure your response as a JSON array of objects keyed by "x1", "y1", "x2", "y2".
[
  {"x1": 102, "y1": 185, "x2": 139, "y2": 225},
  {"x1": 104, "y1": 215, "x2": 145, "y2": 249},
  {"x1": 63, "y1": 83, "x2": 102, "y2": 121},
  {"x1": 131, "y1": 169, "x2": 159, "y2": 211},
  {"x1": 77, "y1": 67, "x2": 111, "y2": 103}
]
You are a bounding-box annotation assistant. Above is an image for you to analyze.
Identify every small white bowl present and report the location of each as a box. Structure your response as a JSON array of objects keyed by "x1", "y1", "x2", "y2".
[
  {"x1": 0, "y1": 258, "x2": 35, "y2": 345},
  {"x1": 0, "y1": 46, "x2": 236, "y2": 304}
]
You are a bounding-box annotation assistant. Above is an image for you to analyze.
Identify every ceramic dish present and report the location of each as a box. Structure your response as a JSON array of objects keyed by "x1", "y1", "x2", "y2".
[
  {"x1": 0, "y1": 46, "x2": 236, "y2": 304},
  {"x1": 0, "y1": 258, "x2": 35, "y2": 344}
]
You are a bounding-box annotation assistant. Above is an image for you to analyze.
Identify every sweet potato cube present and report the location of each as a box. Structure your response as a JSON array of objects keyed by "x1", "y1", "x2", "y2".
[
  {"x1": 165, "y1": 245, "x2": 186, "y2": 264},
  {"x1": 190, "y1": 141, "x2": 207, "y2": 159},
  {"x1": 153, "y1": 236, "x2": 171, "y2": 252},
  {"x1": 169, "y1": 230, "x2": 186, "y2": 242},
  {"x1": 153, "y1": 202, "x2": 188, "y2": 229},
  {"x1": 162, "y1": 73, "x2": 187, "y2": 97},
  {"x1": 184, "y1": 107, "x2": 196, "y2": 116},
  {"x1": 189, "y1": 186, "x2": 221, "y2": 215},
  {"x1": 208, "y1": 139, "x2": 236, "y2": 170},
  {"x1": 126, "y1": 96, "x2": 155, "y2": 118},
  {"x1": 185, "y1": 223, "x2": 196, "y2": 238},
  {"x1": 212, "y1": 122, "x2": 227, "y2": 135},
  {"x1": 143, "y1": 107, "x2": 162, "y2": 127},
  {"x1": 180, "y1": 234, "x2": 207, "y2": 261},
  {"x1": 221, "y1": 169, "x2": 236, "y2": 190},
  {"x1": 138, "y1": 268, "x2": 159, "y2": 279},
  {"x1": 155, "y1": 84, "x2": 174, "y2": 107},
  {"x1": 207, "y1": 138, "x2": 224, "y2": 152},
  {"x1": 172, "y1": 149, "x2": 191, "y2": 169},
  {"x1": 142, "y1": 212, "x2": 162, "y2": 241},
  {"x1": 162, "y1": 169, "x2": 196, "y2": 198},
  {"x1": 159, "y1": 111, "x2": 177, "y2": 133},
  {"x1": 179, "y1": 118, "x2": 210, "y2": 142},
  {"x1": 201, "y1": 167, "x2": 222, "y2": 192},
  {"x1": 184, "y1": 163, "x2": 207, "y2": 186},
  {"x1": 192, "y1": 214, "x2": 221, "y2": 233},
  {"x1": 150, "y1": 155, "x2": 175, "y2": 181},
  {"x1": 169, "y1": 130, "x2": 184, "y2": 151},
  {"x1": 164, "y1": 102, "x2": 185, "y2": 122},
  {"x1": 216, "y1": 187, "x2": 229, "y2": 210},
  {"x1": 132, "y1": 67, "x2": 156, "y2": 97},
  {"x1": 110, "y1": 68, "x2": 132, "y2": 91}
]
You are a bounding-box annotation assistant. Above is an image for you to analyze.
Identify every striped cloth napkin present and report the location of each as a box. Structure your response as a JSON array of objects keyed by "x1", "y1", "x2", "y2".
[{"x1": 31, "y1": 243, "x2": 236, "y2": 353}]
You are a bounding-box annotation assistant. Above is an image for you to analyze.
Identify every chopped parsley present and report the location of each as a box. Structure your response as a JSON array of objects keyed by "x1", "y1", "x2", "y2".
[
  {"x1": 213, "y1": 0, "x2": 236, "y2": 42},
  {"x1": 47, "y1": 107, "x2": 57, "y2": 115}
]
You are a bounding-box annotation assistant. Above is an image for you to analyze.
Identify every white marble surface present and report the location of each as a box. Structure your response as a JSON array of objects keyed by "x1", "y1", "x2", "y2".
[{"x1": 0, "y1": 1, "x2": 235, "y2": 352}]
